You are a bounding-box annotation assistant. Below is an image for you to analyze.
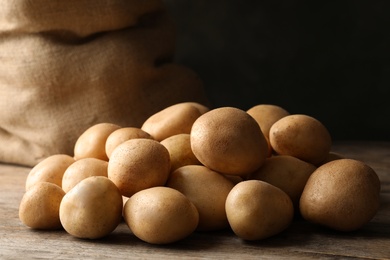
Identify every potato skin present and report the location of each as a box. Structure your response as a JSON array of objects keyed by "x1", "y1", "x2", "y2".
[
  {"x1": 269, "y1": 114, "x2": 332, "y2": 165},
  {"x1": 225, "y1": 180, "x2": 294, "y2": 240},
  {"x1": 19, "y1": 182, "x2": 65, "y2": 229},
  {"x1": 299, "y1": 159, "x2": 381, "y2": 231}
]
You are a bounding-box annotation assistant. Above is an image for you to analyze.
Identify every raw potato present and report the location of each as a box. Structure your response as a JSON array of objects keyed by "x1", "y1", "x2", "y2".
[
  {"x1": 225, "y1": 180, "x2": 294, "y2": 240},
  {"x1": 19, "y1": 182, "x2": 65, "y2": 229},
  {"x1": 269, "y1": 114, "x2": 332, "y2": 165},
  {"x1": 105, "y1": 127, "x2": 152, "y2": 159},
  {"x1": 141, "y1": 102, "x2": 203, "y2": 141},
  {"x1": 108, "y1": 138, "x2": 171, "y2": 197},
  {"x1": 166, "y1": 165, "x2": 235, "y2": 231},
  {"x1": 123, "y1": 186, "x2": 199, "y2": 244},
  {"x1": 191, "y1": 107, "x2": 269, "y2": 176},
  {"x1": 62, "y1": 158, "x2": 108, "y2": 193},
  {"x1": 59, "y1": 176, "x2": 123, "y2": 239},
  {"x1": 25, "y1": 154, "x2": 75, "y2": 190},
  {"x1": 160, "y1": 134, "x2": 201, "y2": 172},
  {"x1": 300, "y1": 159, "x2": 381, "y2": 232},
  {"x1": 248, "y1": 155, "x2": 316, "y2": 209},
  {"x1": 74, "y1": 123, "x2": 121, "y2": 161}
]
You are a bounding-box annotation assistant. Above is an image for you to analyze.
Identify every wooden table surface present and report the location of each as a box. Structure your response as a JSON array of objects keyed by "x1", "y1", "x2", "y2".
[{"x1": 1, "y1": 141, "x2": 389, "y2": 259}]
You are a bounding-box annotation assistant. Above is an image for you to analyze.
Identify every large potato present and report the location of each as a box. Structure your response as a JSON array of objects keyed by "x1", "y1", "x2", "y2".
[
  {"x1": 166, "y1": 165, "x2": 235, "y2": 231},
  {"x1": 191, "y1": 107, "x2": 269, "y2": 176},
  {"x1": 59, "y1": 176, "x2": 123, "y2": 239},
  {"x1": 108, "y1": 138, "x2": 171, "y2": 197},
  {"x1": 269, "y1": 114, "x2": 332, "y2": 165},
  {"x1": 123, "y1": 186, "x2": 199, "y2": 244},
  {"x1": 300, "y1": 159, "x2": 381, "y2": 231}
]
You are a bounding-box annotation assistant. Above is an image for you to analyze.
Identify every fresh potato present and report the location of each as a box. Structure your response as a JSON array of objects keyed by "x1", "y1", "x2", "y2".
[
  {"x1": 190, "y1": 107, "x2": 269, "y2": 176},
  {"x1": 74, "y1": 123, "x2": 121, "y2": 161},
  {"x1": 107, "y1": 138, "x2": 171, "y2": 197},
  {"x1": 269, "y1": 114, "x2": 332, "y2": 165},
  {"x1": 300, "y1": 159, "x2": 381, "y2": 232},
  {"x1": 166, "y1": 165, "x2": 235, "y2": 231},
  {"x1": 19, "y1": 182, "x2": 65, "y2": 229},
  {"x1": 141, "y1": 102, "x2": 203, "y2": 141},
  {"x1": 25, "y1": 154, "x2": 75, "y2": 190},
  {"x1": 160, "y1": 134, "x2": 201, "y2": 172},
  {"x1": 105, "y1": 127, "x2": 152, "y2": 159},
  {"x1": 248, "y1": 155, "x2": 317, "y2": 209},
  {"x1": 123, "y1": 186, "x2": 199, "y2": 244},
  {"x1": 59, "y1": 176, "x2": 123, "y2": 239},
  {"x1": 225, "y1": 180, "x2": 294, "y2": 240},
  {"x1": 62, "y1": 158, "x2": 108, "y2": 193}
]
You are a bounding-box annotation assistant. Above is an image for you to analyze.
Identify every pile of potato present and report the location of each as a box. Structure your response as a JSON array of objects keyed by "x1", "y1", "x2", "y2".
[{"x1": 19, "y1": 102, "x2": 381, "y2": 244}]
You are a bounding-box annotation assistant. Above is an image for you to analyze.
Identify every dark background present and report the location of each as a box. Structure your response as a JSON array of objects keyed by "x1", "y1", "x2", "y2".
[{"x1": 163, "y1": 0, "x2": 390, "y2": 141}]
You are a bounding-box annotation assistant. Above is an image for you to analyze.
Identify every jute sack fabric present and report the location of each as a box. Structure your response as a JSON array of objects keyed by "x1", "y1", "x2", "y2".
[{"x1": 0, "y1": 0, "x2": 208, "y2": 166}]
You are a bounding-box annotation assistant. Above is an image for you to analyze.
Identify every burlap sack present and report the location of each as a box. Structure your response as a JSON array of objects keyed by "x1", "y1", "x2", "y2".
[{"x1": 0, "y1": 0, "x2": 208, "y2": 166}]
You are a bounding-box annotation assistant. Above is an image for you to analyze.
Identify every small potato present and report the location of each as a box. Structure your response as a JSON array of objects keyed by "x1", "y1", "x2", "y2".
[
  {"x1": 269, "y1": 114, "x2": 332, "y2": 165},
  {"x1": 123, "y1": 186, "x2": 199, "y2": 244},
  {"x1": 108, "y1": 138, "x2": 171, "y2": 197},
  {"x1": 248, "y1": 155, "x2": 317, "y2": 209},
  {"x1": 74, "y1": 123, "x2": 121, "y2": 161},
  {"x1": 62, "y1": 158, "x2": 108, "y2": 193},
  {"x1": 166, "y1": 165, "x2": 235, "y2": 231},
  {"x1": 247, "y1": 104, "x2": 290, "y2": 140},
  {"x1": 25, "y1": 154, "x2": 75, "y2": 190},
  {"x1": 59, "y1": 176, "x2": 123, "y2": 239},
  {"x1": 225, "y1": 180, "x2": 294, "y2": 240},
  {"x1": 191, "y1": 107, "x2": 269, "y2": 176},
  {"x1": 105, "y1": 127, "x2": 152, "y2": 159},
  {"x1": 300, "y1": 159, "x2": 381, "y2": 232},
  {"x1": 141, "y1": 102, "x2": 203, "y2": 141},
  {"x1": 160, "y1": 134, "x2": 201, "y2": 172},
  {"x1": 19, "y1": 182, "x2": 65, "y2": 229}
]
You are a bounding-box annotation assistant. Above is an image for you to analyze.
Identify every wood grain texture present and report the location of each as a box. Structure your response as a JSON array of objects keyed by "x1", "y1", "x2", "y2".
[{"x1": 1, "y1": 141, "x2": 389, "y2": 259}]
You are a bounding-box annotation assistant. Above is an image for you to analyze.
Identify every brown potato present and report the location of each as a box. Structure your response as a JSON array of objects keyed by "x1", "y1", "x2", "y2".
[
  {"x1": 248, "y1": 155, "x2": 317, "y2": 209},
  {"x1": 160, "y1": 134, "x2": 201, "y2": 172},
  {"x1": 123, "y1": 186, "x2": 199, "y2": 244},
  {"x1": 300, "y1": 159, "x2": 381, "y2": 231},
  {"x1": 62, "y1": 158, "x2": 108, "y2": 193},
  {"x1": 25, "y1": 154, "x2": 75, "y2": 190},
  {"x1": 59, "y1": 176, "x2": 123, "y2": 239},
  {"x1": 105, "y1": 127, "x2": 152, "y2": 159},
  {"x1": 141, "y1": 102, "x2": 203, "y2": 141},
  {"x1": 190, "y1": 107, "x2": 269, "y2": 176},
  {"x1": 107, "y1": 138, "x2": 171, "y2": 197},
  {"x1": 269, "y1": 114, "x2": 332, "y2": 165},
  {"x1": 166, "y1": 165, "x2": 235, "y2": 231},
  {"x1": 74, "y1": 123, "x2": 121, "y2": 161},
  {"x1": 225, "y1": 180, "x2": 294, "y2": 240},
  {"x1": 19, "y1": 182, "x2": 65, "y2": 229}
]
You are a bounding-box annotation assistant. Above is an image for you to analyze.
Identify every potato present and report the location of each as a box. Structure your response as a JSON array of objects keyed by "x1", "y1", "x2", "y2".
[
  {"x1": 166, "y1": 165, "x2": 235, "y2": 231},
  {"x1": 247, "y1": 104, "x2": 290, "y2": 140},
  {"x1": 74, "y1": 123, "x2": 121, "y2": 161},
  {"x1": 107, "y1": 138, "x2": 171, "y2": 197},
  {"x1": 300, "y1": 159, "x2": 381, "y2": 231},
  {"x1": 190, "y1": 107, "x2": 269, "y2": 176},
  {"x1": 160, "y1": 134, "x2": 201, "y2": 172},
  {"x1": 19, "y1": 182, "x2": 65, "y2": 229},
  {"x1": 123, "y1": 186, "x2": 199, "y2": 244},
  {"x1": 141, "y1": 102, "x2": 203, "y2": 141},
  {"x1": 248, "y1": 155, "x2": 317, "y2": 209},
  {"x1": 62, "y1": 158, "x2": 108, "y2": 193},
  {"x1": 269, "y1": 114, "x2": 332, "y2": 165},
  {"x1": 225, "y1": 180, "x2": 294, "y2": 240},
  {"x1": 25, "y1": 154, "x2": 75, "y2": 190},
  {"x1": 59, "y1": 176, "x2": 123, "y2": 239},
  {"x1": 105, "y1": 127, "x2": 152, "y2": 159}
]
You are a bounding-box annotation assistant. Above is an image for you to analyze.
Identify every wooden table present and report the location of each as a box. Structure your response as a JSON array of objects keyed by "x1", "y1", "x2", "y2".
[{"x1": 1, "y1": 141, "x2": 389, "y2": 259}]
